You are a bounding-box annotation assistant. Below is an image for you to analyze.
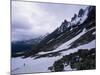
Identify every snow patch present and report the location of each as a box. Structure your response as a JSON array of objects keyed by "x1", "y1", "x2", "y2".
[
  {"x1": 61, "y1": 40, "x2": 95, "y2": 56},
  {"x1": 46, "y1": 38, "x2": 54, "y2": 44},
  {"x1": 92, "y1": 31, "x2": 96, "y2": 35}
]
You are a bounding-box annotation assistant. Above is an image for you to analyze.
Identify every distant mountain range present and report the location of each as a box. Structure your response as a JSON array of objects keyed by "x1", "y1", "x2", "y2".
[{"x1": 11, "y1": 35, "x2": 47, "y2": 57}]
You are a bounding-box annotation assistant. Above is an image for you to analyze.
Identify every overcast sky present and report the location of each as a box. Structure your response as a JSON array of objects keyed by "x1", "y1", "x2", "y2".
[{"x1": 12, "y1": 0, "x2": 88, "y2": 41}]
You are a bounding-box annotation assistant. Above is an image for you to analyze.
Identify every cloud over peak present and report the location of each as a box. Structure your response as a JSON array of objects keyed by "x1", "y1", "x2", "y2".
[{"x1": 12, "y1": 1, "x2": 88, "y2": 41}]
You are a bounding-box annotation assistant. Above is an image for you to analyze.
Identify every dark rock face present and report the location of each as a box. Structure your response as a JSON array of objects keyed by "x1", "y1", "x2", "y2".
[
  {"x1": 71, "y1": 14, "x2": 77, "y2": 22},
  {"x1": 78, "y1": 9, "x2": 84, "y2": 17}
]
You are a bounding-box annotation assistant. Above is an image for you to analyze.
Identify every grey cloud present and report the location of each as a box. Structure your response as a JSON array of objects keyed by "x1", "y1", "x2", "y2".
[{"x1": 12, "y1": 1, "x2": 89, "y2": 41}]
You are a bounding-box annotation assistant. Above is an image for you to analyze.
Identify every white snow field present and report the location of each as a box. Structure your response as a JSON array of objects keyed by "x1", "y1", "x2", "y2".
[{"x1": 11, "y1": 56, "x2": 62, "y2": 74}]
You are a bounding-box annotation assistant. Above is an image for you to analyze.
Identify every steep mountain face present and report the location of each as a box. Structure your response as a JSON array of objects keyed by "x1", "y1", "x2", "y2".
[
  {"x1": 23, "y1": 6, "x2": 95, "y2": 58},
  {"x1": 58, "y1": 20, "x2": 71, "y2": 33}
]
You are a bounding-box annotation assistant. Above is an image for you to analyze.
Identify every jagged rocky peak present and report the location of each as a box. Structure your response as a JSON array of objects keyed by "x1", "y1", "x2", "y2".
[
  {"x1": 71, "y1": 8, "x2": 85, "y2": 23},
  {"x1": 62, "y1": 19, "x2": 68, "y2": 24},
  {"x1": 58, "y1": 19, "x2": 71, "y2": 33},
  {"x1": 58, "y1": 6, "x2": 93, "y2": 33},
  {"x1": 71, "y1": 14, "x2": 77, "y2": 22},
  {"x1": 61, "y1": 19, "x2": 70, "y2": 27},
  {"x1": 78, "y1": 8, "x2": 85, "y2": 17},
  {"x1": 70, "y1": 7, "x2": 90, "y2": 26}
]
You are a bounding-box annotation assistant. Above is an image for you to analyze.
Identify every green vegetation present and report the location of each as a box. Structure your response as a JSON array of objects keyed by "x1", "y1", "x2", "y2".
[{"x1": 48, "y1": 48, "x2": 96, "y2": 72}]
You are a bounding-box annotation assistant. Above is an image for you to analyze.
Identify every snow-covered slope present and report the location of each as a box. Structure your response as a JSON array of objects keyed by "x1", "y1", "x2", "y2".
[
  {"x1": 11, "y1": 56, "x2": 63, "y2": 74},
  {"x1": 38, "y1": 28, "x2": 87, "y2": 55}
]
